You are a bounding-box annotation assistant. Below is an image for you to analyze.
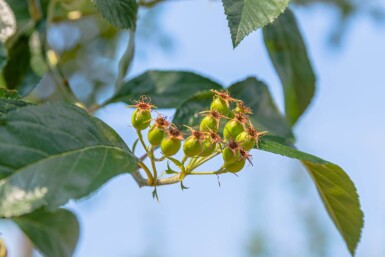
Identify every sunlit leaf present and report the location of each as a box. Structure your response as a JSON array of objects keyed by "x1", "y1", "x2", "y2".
[{"x1": 0, "y1": 102, "x2": 137, "y2": 218}]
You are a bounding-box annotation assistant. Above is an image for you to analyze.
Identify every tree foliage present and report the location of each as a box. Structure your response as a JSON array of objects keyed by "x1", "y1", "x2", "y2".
[{"x1": 0, "y1": 0, "x2": 365, "y2": 256}]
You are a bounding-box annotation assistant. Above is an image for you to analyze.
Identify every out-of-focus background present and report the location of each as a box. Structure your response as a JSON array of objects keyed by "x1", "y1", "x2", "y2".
[{"x1": 1, "y1": 0, "x2": 385, "y2": 256}]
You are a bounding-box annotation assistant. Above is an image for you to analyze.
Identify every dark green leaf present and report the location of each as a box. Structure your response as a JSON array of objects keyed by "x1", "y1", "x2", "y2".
[
  {"x1": 0, "y1": 42, "x2": 7, "y2": 71},
  {"x1": 263, "y1": 9, "x2": 316, "y2": 125},
  {"x1": 4, "y1": 0, "x2": 30, "y2": 23},
  {"x1": 4, "y1": 35, "x2": 30, "y2": 88},
  {"x1": 13, "y1": 208, "x2": 79, "y2": 257},
  {"x1": 109, "y1": 70, "x2": 223, "y2": 108},
  {"x1": 222, "y1": 0, "x2": 290, "y2": 47},
  {"x1": 258, "y1": 138, "x2": 363, "y2": 256},
  {"x1": 92, "y1": 0, "x2": 138, "y2": 29},
  {"x1": 3, "y1": 35, "x2": 40, "y2": 96},
  {"x1": 0, "y1": 102, "x2": 137, "y2": 218},
  {"x1": 228, "y1": 77, "x2": 294, "y2": 141},
  {"x1": 172, "y1": 91, "x2": 213, "y2": 129}
]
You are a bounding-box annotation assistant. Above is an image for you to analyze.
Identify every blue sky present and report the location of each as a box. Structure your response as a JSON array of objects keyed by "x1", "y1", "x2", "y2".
[{"x1": 2, "y1": 1, "x2": 385, "y2": 256}]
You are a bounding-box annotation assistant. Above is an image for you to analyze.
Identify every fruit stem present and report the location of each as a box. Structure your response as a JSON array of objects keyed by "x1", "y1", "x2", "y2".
[
  {"x1": 136, "y1": 129, "x2": 149, "y2": 154},
  {"x1": 138, "y1": 161, "x2": 154, "y2": 185},
  {"x1": 181, "y1": 155, "x2": 188, "y2": 165},
  {"x1": 188, "y1": 151, "x2": 221, "y2": 171},
  {"x1": 154, "y1": 156, "x2": 166, "y2": 162},
  {"x1": 188, "y1": 168, "x2": 227, "y2": 176},
  {"x1": 149, "y1": 146, "x2": 158, "y2": 185}
]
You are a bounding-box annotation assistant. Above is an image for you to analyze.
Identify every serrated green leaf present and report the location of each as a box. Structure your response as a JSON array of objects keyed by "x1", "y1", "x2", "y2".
[
  {"x1": 228, "y1": 77, "x2": 294, "y2": 141},
  {"x1": 0, "y1": 42, "x2": 7, "y2": 71},
  {"x1": 13, "y1": 208, "x2": 79, "y2": 257},
  {"x1": 0, "y1": 102, "x2": 137, "y2": 218},
  {"x1": 108, "y1": 70, "x2": 223, "y2": 108},
  {"x1": 92, "y1": 0, "x2": 138, "y2": 29},
  {"x1": 258, "y1": 138, "x2": 363, "y2": 256},
  {"x1": 222, "y1": 0, "x2": 290, "y2": 47},
  {"x1": 263, "y1": 9, "x2": 316, "y2": 125}
]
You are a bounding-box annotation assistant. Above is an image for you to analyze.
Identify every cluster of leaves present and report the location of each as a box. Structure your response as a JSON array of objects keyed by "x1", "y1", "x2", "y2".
[{"x1": 0, "y1": 0, "x2": 363, "y2": 257}]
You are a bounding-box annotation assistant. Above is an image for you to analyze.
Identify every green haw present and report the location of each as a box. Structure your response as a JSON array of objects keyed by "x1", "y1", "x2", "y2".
[
  {"x1": 161, "y1": 126, "x2": 183, "y2": 157},
  {"x1": 199, "y1": 110, "x2": 222, "y2": 132},
  {"x1": 222, "y1": 139, "x2": 242, "y2": 164},
  {"x1": 148, "y1": 115, "x2": 170, "y2": 146},
  {"x1": 200, "y1": 130, "x2": 221, "y2": 157},
  {"x1": 223, "y1": 113, "x2": 248, "y2": 141},
  {"x1": 183, "y1": 127, "x2": 204, "y2": 157},
  {"x1": 129, "y1": 92, "x2": 267, "y2": 190},
  {"x1": 236, "y1": 123, "x2": 267, "y2": 151},
  {"x1": 210, "y1": 90, "x2": 235, "y2": 116},
  {"x1": 224, "y1": 149, "x2": 252, "y2": 173},
  {"x1": 131, "y1": 96, "x2": 155, "y2": 130}
]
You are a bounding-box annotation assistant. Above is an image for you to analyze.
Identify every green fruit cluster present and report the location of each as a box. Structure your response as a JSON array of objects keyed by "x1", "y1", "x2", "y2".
[{"x1": 130, "y1": 91, "x2": 266, "y2": 175}]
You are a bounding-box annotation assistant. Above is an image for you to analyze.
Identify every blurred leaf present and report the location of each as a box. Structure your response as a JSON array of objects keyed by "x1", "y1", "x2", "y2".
[
  {"x1": 92, "y1": 0, "x2": 138, "y2": 29},
  {"x1": 3, "y1": 35, "x2": 40, "y2": 96},
  {"x1": 13, "y1": 208, "x2": 79, "y2": 257},
  {"x1": 228, "y1": 77, "x2": 294, "y2": 141},
  {"x1": 0, "y1": 102, "x2": 137, "y2": 218},
  {"x1": 3, "y1": 35, "x2": 30, "y2": 87},
  {"x1": 0, "y1": 42, "x2": 6, "y2": 71},
  {"x1": 222, "y1": 0, "x2": 290, "y2": 47},
  {"x1": 263, "y1": 9, "x2": 316, "y2": 125},
  {"x1": 4, "y1": 0, "x2": 30, "y2": 22},
  {"x1": 109, "y1": 70, "x2": 222, "y2": 108},
  {"x1": 258, "y1": 138, "x2": 363, "y2": 256}
]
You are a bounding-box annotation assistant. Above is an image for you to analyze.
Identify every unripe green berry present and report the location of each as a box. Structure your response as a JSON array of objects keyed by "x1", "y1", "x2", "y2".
[
  {"x1": 200, "y1": 139, "x2": 216, "y2": 157},
  {"x1": 183, "y1": 136, "x2": 203, "y2": 157},
  {"x1": 210, "y1": 97, "x2": 229, "y2": 116},
  {"x1": 161, "y1": 137, "x2": 181, "y2": 157},
  {"x1": 223, "y1": 119, "x2": 244, "y2": 141},
  {"x1": 132, "y1": 109, "x2": 151, "y2": 130},
  {"x1": 236, "y1": 131, "x2": 255, "y2": 151},
  {"x1": 200, "y1": 116, "x2": 218, "y2": 132},
  {"x1": 224, "y1": 158, "x2": 246, "y2": 173},
  {"x1": 222, "y1": 146, "x2": 241, "y2": 164},
  {"x1": 148, "y1": 125, "x2": 165, "y2": 146}
]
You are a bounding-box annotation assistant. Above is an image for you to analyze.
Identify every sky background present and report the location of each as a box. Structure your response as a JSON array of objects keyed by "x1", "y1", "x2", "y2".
[{"x1": 2, "y1": 1, "x2": 385, "y2": 256}]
